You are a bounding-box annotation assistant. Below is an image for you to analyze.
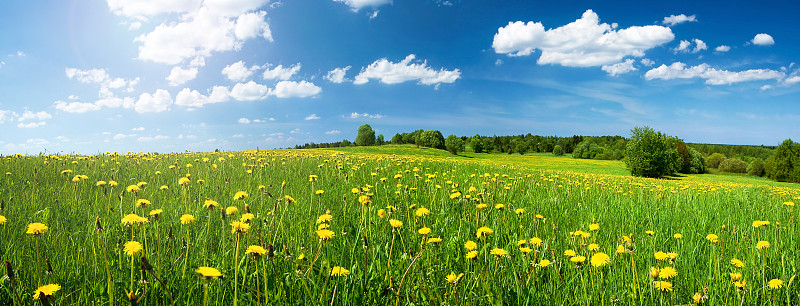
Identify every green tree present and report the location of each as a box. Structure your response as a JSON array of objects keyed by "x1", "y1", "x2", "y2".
[
  {"x1": 355, "y1": 124, "x2": 376, "y2": 146},
  {"x1": 765, "y1": 139, "x2": 800, "y2": 182},
  {"x1": 390, "y1": 133, "x2": 402, "y2": 144},
  {"x1": 747, "y1": 158, "x2": 765, "y2": 177},
  {"x1": 445, "y1": 135, "x2": 464, "y2": 155},
  {"x1": 515, "y1": 139, "x2": 528, "y2": 155},
  {"x1": 624, "y1": 126, "x2": 680, "y2": 178},
  {"x1": 376, "y1": 134, "x2": 385, "y2": 145},
  {"x1": 719, "y1": 158, "x2": 748, "y2": 173},
  {"x1": 416, "y1": 130, "x2": 445, "y2": 149},
  {"x1": 552, "y1": 145, "x2": 563, "y2": 156},
  {"x1": 706, "y1": 153, "x2": 726, "y2": 168},
  {"x1": 470, "y1": 135, "x2": 484, "y2": 153}
]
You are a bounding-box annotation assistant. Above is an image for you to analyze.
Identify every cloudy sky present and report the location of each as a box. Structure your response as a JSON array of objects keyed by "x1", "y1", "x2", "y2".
[{"x1": 1, "y1": 0, "x2": 799, "y2": 154}]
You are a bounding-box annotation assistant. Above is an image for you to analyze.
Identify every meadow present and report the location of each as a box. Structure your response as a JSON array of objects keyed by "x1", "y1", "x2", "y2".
[{"x1": 1, "y1": 144, "x2": 799, "y2": 305}]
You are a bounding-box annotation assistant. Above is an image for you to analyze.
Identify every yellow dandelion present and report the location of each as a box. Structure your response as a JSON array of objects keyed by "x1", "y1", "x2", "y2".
[
  {"x1": 32, "y1": 284, "x2": 61, "y2": 301},
  {"x1": 377, "y1": 209, "x2": 386, "y2": 218},
  {"x1": 530, "y1": 237, "x2": 543, "y2": 247},
  {"x1": 204, "y1": 200, "x2": 218, "y2": 209},
  {"x1": 233, "y1": 191, "x2": 248, "y2": 200},
  {"x1": 756, "y1": 240, "x2": 770, "y2": 249},
  {"x1": 240, "y1": 213, "x2": 255, "y2": 223},
  {"x1": 389, "y1": 219, "x2": 403, "y2": 229},
  {"x1": 570, "y1": 256, "x2": 586, "y2": 264},
  {"x1": 519, "y1": 247, "x2": 533, "y2": 254},
  {"x1": 654, "y1": 251, "x2": 668, "y2": 261},
  {"x1": 135, "y1": 199, "x2": 151, "y2": 207},
  {"x1": 446, "y1": 272, "x2": 463, "y2": 284},
  {"x1": 330, "y1": 266, "x2": 350, "y2": 277},
  {"x1": 196, "y1": 267, "x2": 222, "y2": 279},
  {"x1": 466, "y1": 250, "x2": 478, "y2": 260},
  {"x1": 315, "y1": 190, "x2": 324, "y2": 195},
  {"x1": 464, "y1": 240, "x2": 477, "y2": 251},
  {"x1": 96, "y1": 181, "x2": 107, "y2": 187},
  {"x1": 124, "y1": 241, "x2": 143, "y2": 257},
  {"x1": 316, "y1": 213, "x2": 333, "y2": 224},
  {"x1": 178, "y1": 177, "x2": 191, "y2": 186},
  {"x1": 650, "y1": 267, "x2": 659, "y2": 278},
  {"x1": 616, "y1": 245, "x2": 626, "y2": 254},
  {"x1": 564, "y1": 249, "x2": 576, "y2": 257},
  {"x1": 730, "y1": 272, "x2": 742, "y2": 281},
  {"x1": 159, "y1": 185, "x2": 168, "y2": 190},
  {"x1": 589, "y1": 223, "x2": 600, "y2": 231},
  {"x1": 26, "y1": 223, "x2": 49, "y2": 235},
  {"x1": 0, "y1": 215, "x2": 6, "y2": 225},
  {"x1": 587, "y1": 243, "x2": 599, "y2": 251},
  {"x1": 109, "y1": 181, "x2": 118, "y2": 187},
  {"x1": 706, "y1": 234, "x2": 719, "y2": 243},
  {"x1": 591, "y1": 252, "x2": 611, "y2": 267},
  {"x1": 515, "y1": 208, "x2": 524, "y2": 215},
  {"x1": 476, "y1": 226, "x2": 493, "y2": 238},
  {"x1": 180, "y1": 214, "x2": 195, "y2": 225},
  {"x1": 225, "y1": 206, "x2": 238, "y2": 215},
  {"x1": 538, "y1": 259, "x2": 551, "y2": 267},
  {"x1": 245, "y1": 245, "x2": 267, "y2": 257},
  {"x1": 230, "y1": 221, "x2": 250, "y2": 234},
  {"x1": 149, "y1": 209, "x2": 163, "y2": 217},
  {"x1": 122, "y1": 214, "x2": 148, "y2": 226},
  {"x1": 490, "y1": 248, "x2": 508, "y2": 257},
  {"x1": 415, "y1": 207, "x2": 430, "y2": 217},
  {"x1": 126, "y1": 185, "x2": 140, "y2": 193},
  {"x1": 418, "y1": 227, "x2": 431, "y2": 235},
  {"x1": 666, "y1": 252, "x2": 678, "y2": 260},
  {"x1": 653, "y1": 281, "x2": 673, "y2": 292},
  {"x1": 768, "y1": 279, "x2": 783, "y2": 289},
  {"x1": 659, "y1": 267, "x2": 677, "y2": 279},
  {"x1": 427, "y1": 237, "x2": 442, "y2": 244},
  {"x1": 730, "y1": 258, "x2": 744, "y2": 268},
  {"x1": 316, "y1": 229, "x2": 335, "y2": 241}
]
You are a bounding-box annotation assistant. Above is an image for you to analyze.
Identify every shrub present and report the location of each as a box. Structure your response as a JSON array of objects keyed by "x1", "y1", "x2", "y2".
[
  {"x1": 416, "y1": 130, "x2": 445, "y2": 150},
  {"x1": 747, "y1": 158, "x2": 765, "y2": 177},
  {"x1": 718, "y1": 158, "x2": 748, "y2": 173},
  {"x1": 765, "y1": 139, "x2": 800, "y2": 182},
  {"x1": 706, "y1": 153, "x2": 726, "y2": 168},
  {"x1": 552, "y1": 145, "x2": 563, "y2": 156},
  {"x1": 445, "y1": 135, "x2": 464, "y2": 155},
  {"x1": 624, "y1": 126, "x2": 680, "y2": 178},
  {"x1": 470, "y1": 135, "x2": 484, "y2": 153}
]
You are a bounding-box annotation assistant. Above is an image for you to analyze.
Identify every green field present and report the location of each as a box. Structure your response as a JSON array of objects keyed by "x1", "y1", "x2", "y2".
[{"x1": 1, "y1": 145, "x2": 799, "y2": 305}]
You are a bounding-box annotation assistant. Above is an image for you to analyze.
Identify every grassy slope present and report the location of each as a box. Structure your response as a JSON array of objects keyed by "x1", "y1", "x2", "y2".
[{"x1": 328, "y1": 144, "x2": 800, "y2": 188}]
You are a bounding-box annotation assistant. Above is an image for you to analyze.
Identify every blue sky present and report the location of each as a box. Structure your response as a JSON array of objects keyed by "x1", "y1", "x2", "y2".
[{"x1": 1, "y1": 0, "x2": 799, "y2": 154}]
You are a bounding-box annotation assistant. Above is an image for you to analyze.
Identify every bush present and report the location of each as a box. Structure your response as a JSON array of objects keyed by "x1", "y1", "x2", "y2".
[
  {"x1": 687, "y1": 147, "x2": 707, "y2": 174},
  {"x1": 765, "y1": 139, "x2": 800, "y2": 182},
  {"x1": 624, "y1": 126, "x2": 680, "y2": 178},
  {"x1": 470, "y1": 135, "x2": 484, "y2": 153},
  {"x1": 416, "y1": 130, "x2": 445, "y2": 150},
  {"x1": 552, "y1": 145, "x2": 563, "y2": 156},
  {"x1": 706, "y1": 153, "x2": 726, "y2": 168},
  {"x1": 747, "y1": 158, "x2": 765, "y2": 177},
  {"x1": 445, "y1": 135, "x2": 464, "y2": 155},
  {"x1": 718, "y1": 158, "x2": 748, "y2": 173}
]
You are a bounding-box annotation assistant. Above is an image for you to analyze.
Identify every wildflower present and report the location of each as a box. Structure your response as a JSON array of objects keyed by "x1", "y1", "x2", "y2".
[
  {"x1": 784, "y1": 201, "x2": 795, "y2": 206},
  {"x1": 616, "y1": 245, "x2": 626, "y2": 254},
  {"x1": 734, "y1": 279, "x2": 747, "y2": 289},
  {"x1": 653, "y1": 281, "x2": 673, "y2": 292},
  {"x1": 230, "y1": 221, "x2": 250, "y2": 234},
  {"x1": 666, "y1": 252, "x2": 678, "y2": 260},
  {"x1": 466, "y1": 250, "x2": 478, "y2": 260},
  {"x1": 418, "y1": 227, "x2": 431, "y2": 235},
  {"x1": 27, "y1": 223, "x2": 48, "y2": 235},
  {"x1": 377, "y1": 209, "x2": 386, "y2": 218},
  {"x1": 693, "y1": 292, "x2": 703, "y2": 304},
  {"x1": 136, "y1": 199, "x2": 151, "y2": 207},
  {"x1": 494, "y1": 204, "x2": 504, "y2": 210},
  {"x1": 729, "y1": 273, "x2": 742, "y2": 281},
  {"x1": 530, "y1": 237, "x2": 543, "y2": 247},
  {"x1": 122, "y1": 214, "x2": 148, "y2": 226},
  {"x1": 490, "y1": 248, "x2": 508, "y2": 257},
  {"x1": 673, "y1": 233, "x2": 682, "y2": 239},
  {"x1": 756, "y1": 240, "x2": 770, "y2": 249},
  {"x1": 124, "y1": 241, "x2": 143, "y2": 257},
  {"x1": 650, "y1": 267, "x2": 659, "y2": 278},
  {"x1": 476, "y1": 203, "x2": 487, "y2": 210},
  {"x1": 476, "y1": 226, "x2": 493, "y2": 238},
  {"x1": 240, "y1": 213, "x2": 255, "y2": 223},
  {"x1": 519, "y1": 247, "x2": 532, "y2": 254},
  {"x1": 246, "y1": 245, "x2": 267, "y2": 257},
  {"x1": 591, "y1": 252, "x2": 611, "y2": 267},
  {"x1": 587, "y1": 244, "x2": 599, "y2": 251},
  {"x1": 233, "y1": 191, "x2": 248, "y2": 200},
  {"x1": 160, "y1": 185, "x2": 168, "y2": 190},
  {"x1": 730, "y1": 258, "x2": 744, "y2": 268},
  {"x1": 645, "y1": 230, "x2": 654, "y2": 236},
  {"x1": 204, "y1": 200, "x2": 218, "y2": 209},
  {"x1": 316, "y1": 214, "x2": 333, "y2": 224},
  {"x1": 449, "y1": 192, "x2": 461, "y2": 199},
  {"x1": 538, "y1": 259, "x2": 551, "y2": 267},
  {"x1": 316, "y1": 229, "x2": 335, "y2": 241},
  {"x1": 752, "y1": 220, "x2": 770, "y2": 228},
  {"x1": 330, "y1": 266, "x2": 350, "y2": 277},
  {"x1": 180, "y1": 214, "x2": 195, "y2": 225},
  {"x1": 768, "y1": 278, "x2": 783, "y2": 289},
  {"x1": 570, "y1": 256, "x2": 586, "y2": 264},
  {"x1": 149, "y1": 209, "x2": 163, "y2": 218},
  {"x1": 226, "y1": 207, "x2": 238, "y2": 215},
  {"x1": 589, "y1": 223, "x2": 600, "y2": 231},
  {"x1": 706, "y1": 234, "x2": 719, "y2": 243},
  {"x1": 464, "y1": 240, "x2": 477, "y2": 251},
  {"x1": 659, "y1": 267, "x2": 677, "y2": 279},
  {"x1": 315, "y1": 190, "x2": 324, "y2": 195},
  {"x1": 564, "y1": 249, "x2": 576, "y2": 257},
  {"x1": 72, "y1": 176, "x2": 81, "y2": 183},
  {"x1": 446, "y1": 272, "x2": 463, "y2": 284},
  {"x1": 515, "y1": 208, "x2": 524, "y2": 215},
  {"x1": 109, "y1": 181, "x2": 118, "y2": 187},
  {"x1": 415, "y1": 207, "x2": 430, "y2": 217},
  {"x1": 196, "y1": 267, "x2": 222, "y2": 279},
  {"x1": 0, "y1": 215, "x2": 5, "y2": 225},
  {"x1": 284, "y1": 195, "x2": 296, "y2": 203},
  {"x1": 654, "y1": 251, "x2": 668, "y2": 261},
  {"x1": 126, "y1": 185, "x2": 140, "y2": 193},
  {"x1": 389, "y1": 219, "x2": 403, "y2": 229},
  {"x1": 178, "y1": 177, "x2": 191, "y2": 186},
  {"x1": 96, "y1": 181, "x2": 107, "y2": 187},
  {"x1": 137, "y1": 182, "x2": 147, "y2": 188},
  {"x1": 580, "y1": 232, "x2": 591, "y2": 239},
  {"x1": 308, "y1": 175, "x2": 317, "y2": 182},
  {"x1": 427, "y1": 237, "x2": 442, "y2": 244},
  {"x1": 32, "y1": 284, "x2": 61, "y2": 301}
]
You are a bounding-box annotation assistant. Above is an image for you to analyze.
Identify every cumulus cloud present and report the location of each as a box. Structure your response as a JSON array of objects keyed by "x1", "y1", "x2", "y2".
[
  {"x1": 106, "y1": 0, "x2": 201, "y2": 19},
  {"x1": 166, "y1": 66, "x2": 198, "y2": 86},
  {"x1": 353, "y1": 54, "x2": 460, "y2": 85},
  {"x1": 132, "y1": 127, "x2": 145, "y2": 131},
  {"x1": 65, "y1": 67, "x2": 139, "y2": 99},
  {"x1": 715, "y1": 45, "x2": 731, "y2": 52},
  {"x1": 674, "y1": 39, "x2": 707, "y2": 53},
  {"x1": 662, "y1": 14, "x2": 696, "y2": 26},
  {"x1": 17, "y1": 122, "x2": 47, "y2": 128},
  {"x1": 601, "y1": 59, "x2": 637, "y2": 76},
  {"x1": 784, "y1": 76, "x2": 800, "y2": 85},
  {"x1": 175, "y1": 86, "x2": 231, "y2": 108},
  {"x1": 751, "y1": 33, "x2": 774, "y2": 46},
  {"x1": 238, "y1": 117, "x2": 251, "y2": 124},
  {"x1": 644, "y1": 62, "x2": 785, "y2": 85},
  {"x1": 231, "y1": 81, "x2": 268, "y2": 101},
  {"x1": 18, "y1": 110, "x2": 52, "y2": 122},
  {"x1": 270, "y1": 81, "x2": 321, "y2": 98},
  {"x1": 113, "y1": 133, "x2": 134, "y2": 140},
  {"x1": 333, "y1": 0, "x2": 391, "y2": 12},
  {"x1": 348, "y1": 112, "x2": 383, "y2": 119},
  {"x1": 235, "y1": 10, "x2": 273, "y2": 41},
  {"x1": 134, "y1": 89, "x2": 173, "y2": 113},
  {"x1": 492, "y1": 10, "x2": 674, "y2": 67},
  {"x1": 0, "y1": 110, "x2": 17, "y2": 124},
  {"x1": 262, "y1": 63, "x2": 301, "y2": 80},
  {"x1": 304, "y1": 114, "x2": 321, "y2": 120},
  {"x1": 640, "y1": 58, "x2": 654, "y2": 66},
  {"x1": 324, "y1": 66, "x2": 351, "y2": 83},
  {"x1": 222, "y1": 60, "x2": 257, "y2": 82},
  {"x1": 325, "y1": 130, "x2": 342, "y2": 135},
  {"x1": 54, "y1": 101, "x2": 102, "y2": 113}
]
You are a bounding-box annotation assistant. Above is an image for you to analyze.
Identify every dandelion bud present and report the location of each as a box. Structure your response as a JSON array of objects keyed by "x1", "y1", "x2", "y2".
[
  {"x1": 95, "y1": 217, "x2": 104, "y2": 231},
  {"x1": 45, "y1": 258, "x2": 53, "y2": 275},
  {"x1": 140, "y1": 256, "x2": 153, "y2": 272},
  {"x1": 267, "y1": 244, "x2": 274, "y2": 258},
  {"x1": 245, "y1": 204, "x2": 251, "y2": 213},
  {"x1": 5, "y1": 261, "x2": 14, "y2": 280},
  {"x1": 362, "y1": 235, "x2": 369, "y2": 249},
  {"x1": 649, "y1": 267, "x2": 659, "y2": 278},
  {"x1": 220, "y1": 207, "x2": 226, "y2": 221}
]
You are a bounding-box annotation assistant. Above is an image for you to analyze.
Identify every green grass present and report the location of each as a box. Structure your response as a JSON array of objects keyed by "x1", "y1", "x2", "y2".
[{"x1": 0, "y1": 147, "x2": 799, "y2": 305}]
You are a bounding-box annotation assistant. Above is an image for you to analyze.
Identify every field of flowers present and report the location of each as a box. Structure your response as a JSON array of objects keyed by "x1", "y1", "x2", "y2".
[{"x1": 1, "y1": 146, "x2": 799, "y2": 305}]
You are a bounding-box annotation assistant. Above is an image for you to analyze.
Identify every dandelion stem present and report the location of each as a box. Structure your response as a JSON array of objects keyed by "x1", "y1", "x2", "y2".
[{"x1": 234, "y1": 233, "x2": 241, "y2": 306}]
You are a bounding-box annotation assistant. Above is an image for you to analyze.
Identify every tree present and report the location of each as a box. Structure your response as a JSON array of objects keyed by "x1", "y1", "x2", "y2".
[
  {"x1": 765, "y1": 139, "x2": 800, "y2": 183},
  {"x1": 515, "y1": 140, "x2": 528, "y2": 155},
  {"x1": 719, "y1": 158, "x2": 748, "y2": 173},
  {"x1": 445, "y1": 135, "x2": 464, "y2": 155},
  {"x1": 552, "y1": 145, "x2": 563, "y2": 156},
  {"x1": 416, "y1": 130, "x2": 445, "y2": 149},
  {"x1": 470, "y1": 135, "x2": 484, "y2": 153},
  {"x1": 376, "y1": 134, "x2": 385, "y2": 145},
  {"x1": 706, "y1": 153, "x2": 726, "y2": 168},
  {"x1": 747, "y1": 158, "x2": 765, "y2": 177},
  {"x1": 355, "y1": 124, "x2": 376, "y2": 146},
  {"x1": 624, "y1": 126, "x2": 680, "y2": 178}
]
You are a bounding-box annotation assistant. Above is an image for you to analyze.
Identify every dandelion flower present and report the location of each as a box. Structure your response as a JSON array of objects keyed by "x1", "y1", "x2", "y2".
[
  {"x1": 538, "y1": 259, "x2": 551, "y2": 267},
  {"x1": 316, "y1": 229, "x2": 335, "y2": 241},
  {"x1": 178, "y1": 177, "x2": 191, "y2": 186},
  {"x1": 734, "y1": 280, "x2": 747, "y2": 289},
  {"x1": 564, "y1": 249, "x2": 576, "y2": 257},
  {"x1": 32, "y1": 284, "x2": 61, "y2": 301},
  {"x1": 230, "y1": 221, "x2": 250, "y2": 234},
  {"x1": 377, "y1": 209, "x2": 386, "y2": 218},
  {"x1": 589, "y1": 223, "x2": 600, "y2": 231},
  {"x1": 246, "y1": 245, "x2": 267, "y2": 257},
  {"x1": 316, "y1": 214, "x2": 333, "y2": 224},
  {"x1": 587, "y1": 244, "x2": 599, "y2": 251},
  {"x1": 415, "y1": 207, "x2": 430, "y2": 217},
  {"x1": 756, "y1": 240, "x2": 770, "y2": 249},
  {"x1": 529, "y1": 237, "x2": 543, "y2": 247},
  {"x1": 204, "y1": 200, "x2": 218, "y2": 209},
  {"x1": 730, "y1": 258, "x2": 744, "y2": 268},
  {"x1": 476, "y1": 226, "x2": 493, "y2": 238},
  {"x1": 645, "y1": 230, "x2": 654, "y2": 236},
  {"x1": 196, "y1": 267, "x2": 222, "y2": 279},
  {"x1": 653, "y1": 281, "x2": 673, "y2": 292},
  {"x1": 26, "y1": 223, "x2": 49, "y2": 235},
  {"x1": 330, "y1": 266, "x2": 350, "y2": 277},
  {"x1": 590, "y1": 252, "x2": 611, "y2": 267},
  {"x1": 124, "y1": 241, "x2": 143, "y2": 257},
  {"x1": 666, "y1": 252, "x2": 678, "y2": 260},
  {"x1": 159, "y1": 185, "x2": 168, "y2": 190},
  {"x1": 446, "y1": 272, "x2": 463, "y2": 284},
  {"x1": 654, "y1": 251, "x2": 668, "y2": 261},
  {"x1": 515, "y1": 208, "x2": 524, "y2": 215},
  {"x1": 389, "y1": 219, "x2": 403, "y2": 229},
  {"x1": 418, "y1": 227, "x2": 431, "y2": 235},
  {"x1": 752, "y1": 220, "x2": 770, "y2": 228},
  {"x1": 570, "y1": 256, "x2": 586, "y2": 264},
  {"x1": 315, "y1": 190, "x2": 324, "y2": 195},
  {"x1": 729, "y1": 273, "x2": 742, "y2": 281},
  {"x1": 706, "y1": 234, "x2": 719, "y2": 243},
  {"x1": 659, "y1": 267, "x2": 677, "y2": 279},
  {"x1": 122, "y1": 214, "x2": 148, "y2": 226},
  {"x1": 427, "y1": 237, "x2": 442, "y2": 244},
  {"x1": 466, "y1": 251, "x2": 478, "y2": 260},
  {"x1": 96, "y1": 181, "x2": 107, "y2": 187},
  {"x1": 226, "y1": 206, "x2": 238, "y2": 215},
  {"x1": 784, "y1": 201, "x2": 795, "y2": 206},
  {"x1": 490, "y1": 248, "x2": 508, "y2": 257},
  {"x1": 240, "y1": 213, "x2": 255, "y2": 223},
  {"x1": 616, "y1": 245, "x2": 626, "y2": 254},
  {"x1": 109, "y1": 181, "x2": 118, "y2": 187},
  {"x1": 233, "y1": 191, "x2": 248, "y2": 200},
  {"x1": 768, "y1": 278, "x2": 783, "y2": 289},
  {"x1": 126, "y1": 185, "x2": 140, "y2": 193},
  {"x1": 673, "y1": 233, "x2": 682, "y2": 239},
  {"x1": 464, "y1": 240, "x2": 477, "y2": 251},
  {"x1": 136, "y1": 199, "x2": 151, "y2": 207},
  {"x1": 0, "y1": 215, "x2": 6, "y2": 225},
  {"x1": 180, "y1": 214, "x2": 195, "y2": 225},
  {"x1": 149, "y1": 209, "x2": 163, "y2": 217},
  {"x1": 519, "y1": 247, "x2": 532, "y2": 254}
]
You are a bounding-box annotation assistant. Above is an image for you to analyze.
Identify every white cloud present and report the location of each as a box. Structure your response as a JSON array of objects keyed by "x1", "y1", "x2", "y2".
[
  {"x1": 231, "y1": 81, "x2": 268, "y2": 101},
  {"x1": 134, "y1": 89, "x2": 173, "y2": 113},
  {"x1": 128, "y1": 21, "x2": 142, "y2": 30},
  {"x1": 662, "y1": 14, "x2": 696, "y2": 26},
  {"x1": 106, "y1": 0, "x2": 200, "y2": 19},
  {"x1": 68, "y1": 95, "x2": 79, "y2": 100},
  {"x1": 674, "y1": 39, "x2": 706, "y2": 53},
  {"x1": 26, "y1": 138, "x2": 49, "y2": 146},
  {"x1": 492, "y1": 10, "x2": 674, "y2": 67},
  {"x1": 238, "y1": 117, "x2": 251, "y2": 124},
  {"x1": 760, "y1": 84, "x2": 773, "y2": 91},
  {"x1": 644, "y1": 62, "x2": 785, "y2": 85},
  {"x1": 325, "y1": 130, "x2": 342, "y2": 135},
  {"x1": 0, "y1": 110, "x2": 17, "y2": 124},
  {"x1": 137, "y1": 136, "x2": 154, "y2": 142},
  {"x1": 136, "y1": 135, "x2": 168, "y2": 141},
  {"x1": 17, "y1": 122, "x2": 47, "y2": 128},
  {"x1": 232, "y1": 133, "x2": 245, "y2": 138},
  {"x1": 65, "y1": 67, "x2": 139, "y2": 97},
  {"x1": 166, "y1": 66, "x2": 198, "y2": 86},
  {"x1": 715, "y1": 45, "x2": 731, "y2": 52},
  {"x1": 155, "y1": 135, "x2": 169, "y2": 140},
  {"x1": 751, "y1": 33, "x2": 775, "y2": 46},
  {"x1": 353, "y1": 54, "x2": 461, "y2": 85},
  {"x1": 262, "y1": 63, "x2": 301, "y2": 80},
  {"x1": 112, "y1": 133, "x2": 134, "y2": 140},
  {"x1": 692, "y1": 39, "x2": 707, "y2": 53},
  {"x1": 641, "y1": 58, "x2": 654, "y2": 66},
  {"x1": 222, "y1": 60, "x2": 256, "y2": 82},
  {"x1": 368, "y1": 10, "x2": 379, "y2": 20},
  {"x1": 234, "y1": 11, "x2": 272, "y2": 41},
  {"x1": 324, "y1": 66, "x2": 351, "y2": 83},
  {"x1": 175, "y1": 86, "x2": 232, "y2": 108},
  {"x1": 348, "y1": 112, "x2": 383, "y2": 119},
  {"x1": 54, "y1": 100, "x2": 101, "y2": 113},
  {"x1": 270, "y1": 80, "x2": 321, "y2": 98},
  {"x1": 18, "y1": 110, "x2": 52, "y2": 122},
  {"x1": 95, "y1": 96, "x2": 135, "y2": 109},
  {"x1": 601, "y1": 59, "x2": 637, "y2": 76},
  {"x1": 333, "y1": 0, "x2": 391, "y2": 12},
  {"x1": 16, "y1": 51, "x2": 26, "y2": 57},
  {"x1": 304, "y1": 114, "x2": 321, "y2": 120},
  {"x1": 130, "y1": 127, "x2": 145, "y2": 132}
]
